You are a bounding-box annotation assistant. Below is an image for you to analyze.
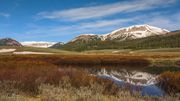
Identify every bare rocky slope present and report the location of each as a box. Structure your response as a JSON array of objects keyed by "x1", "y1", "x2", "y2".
[{"x1": 0, "y1": 38, "x2": 22, "y2": 47}]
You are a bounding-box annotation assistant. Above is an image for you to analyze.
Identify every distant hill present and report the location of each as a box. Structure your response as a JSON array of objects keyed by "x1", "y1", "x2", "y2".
[
  {"x1": 0, "y1": 38, "x2": 22, "y2": 47},
  {"x1": 50, "y1": 42, "x2": 64, "y2": 48},
  {"x1": 52, "y1": 30, "x2": 180, "y2": 51}
]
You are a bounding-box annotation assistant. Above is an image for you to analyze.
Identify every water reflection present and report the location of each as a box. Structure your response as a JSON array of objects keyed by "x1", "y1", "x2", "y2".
[{"x1": 97, "y1": 69, "x2": 165, "y2": 96}]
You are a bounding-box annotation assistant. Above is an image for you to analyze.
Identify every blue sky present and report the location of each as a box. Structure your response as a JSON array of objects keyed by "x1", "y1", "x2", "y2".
[{"x1": 0, "y1": 0, "x2": 180, "y2": 42}]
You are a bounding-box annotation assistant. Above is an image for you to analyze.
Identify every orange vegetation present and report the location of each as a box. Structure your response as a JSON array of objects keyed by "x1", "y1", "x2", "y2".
[
  {"x1": 157, "y1": 71, "x2": 180, "y2": 94},
  {"x1": 0, "y1": 56, "x2": 119, "y2": 95}
]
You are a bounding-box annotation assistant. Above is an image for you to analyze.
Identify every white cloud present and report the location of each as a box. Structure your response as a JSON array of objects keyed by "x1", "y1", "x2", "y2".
[
  {"x1": 146, "y1": 16, "x2": 180, "y2": 31},
  {"x1": 79, "y1": 18, "x2": 135, "y2": 29},
  {"x1": 36, "y1": 0, "x2": 177, "y2": 21},
  {"x1": 0, "y1": 12, "x2": 10, "y2": 18},
  {"x1": 21, "y1": 11, "x2": 180, "y2": 41}
]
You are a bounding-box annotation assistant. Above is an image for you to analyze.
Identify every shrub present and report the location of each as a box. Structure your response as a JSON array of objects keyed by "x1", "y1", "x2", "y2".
[
  {"x1": 157, "y1": 71, "x2": 180, "y2": 94},
  {"x1": 0, "y1": 59, "x2": 119, "y2": 96}
]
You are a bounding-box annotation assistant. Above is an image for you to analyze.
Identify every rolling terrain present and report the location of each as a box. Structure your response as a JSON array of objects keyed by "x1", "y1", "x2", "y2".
[
  {"x1": 1, "y1": 25, "x2": 179, "y2": 52},
  {"x1": 54, "y1": 30, "x2": 180, "y2": 51}
]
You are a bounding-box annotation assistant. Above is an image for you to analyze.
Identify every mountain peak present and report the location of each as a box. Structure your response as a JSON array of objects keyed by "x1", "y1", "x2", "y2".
[
  {"x1": 104, "y1": 24, "x2": 169, "y2": 40},
  {"x1": 69, "y1": 34, "x2": 101, "y2": 43},
  {"x1": 68, "y1": 24, "x2": 169, "y2": 43},
  {"x1": 0, "y1": 38, "x2": 22, "y2": 47}
]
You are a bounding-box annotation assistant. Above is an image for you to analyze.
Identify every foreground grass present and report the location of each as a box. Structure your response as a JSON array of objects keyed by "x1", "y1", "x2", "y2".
[
  {"x1": 0, "y1": 54, "x2": 179, "y2": 100},
  {"x1": 0, "y1": 59, "x2": 120, "y2": 96},
  {"x1": 0, "y1": 83, "x2": 179, "y2": 101},
  {"x1": 38, "y1": 83, "x2": 179, "y2": 101}
]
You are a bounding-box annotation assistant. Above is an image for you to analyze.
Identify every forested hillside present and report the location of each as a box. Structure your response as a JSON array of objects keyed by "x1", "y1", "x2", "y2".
[{"x1": 54, "y1": 30, "x2": 180, "y2": 51}]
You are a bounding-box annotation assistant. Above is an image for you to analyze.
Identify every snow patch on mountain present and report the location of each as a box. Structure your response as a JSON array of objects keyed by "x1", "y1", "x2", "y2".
[{"x1": 103, "y1": 24, "x2": 169, "y2": 40}]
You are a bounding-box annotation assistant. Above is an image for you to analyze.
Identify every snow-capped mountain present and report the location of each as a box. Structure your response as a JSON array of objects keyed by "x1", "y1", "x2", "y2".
[
  {"x1": 69, "y1": 24, "x2": 169, "y2": 43},
  {"x1": 21, "y1": 41, "x2": 56, "y2": 48},
  {"x1": 103, "y1": 24, "x2": 169, "y2": 40}
]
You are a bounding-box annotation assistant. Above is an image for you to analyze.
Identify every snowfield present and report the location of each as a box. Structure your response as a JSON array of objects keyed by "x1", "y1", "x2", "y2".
[
  {"x1": 13, "y1": 51, "x2": 53, "y2": 55},
  {"x1": 21, "y1": 41, "x2": 56, "y2": 48},
  {"x1": 0, "y1": 49, "x2": 16, "y2": 53}
]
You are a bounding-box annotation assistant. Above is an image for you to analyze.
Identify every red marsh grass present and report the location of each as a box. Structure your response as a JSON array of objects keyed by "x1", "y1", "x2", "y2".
[{"x1": 0, "y1": 54, "x2": 150, "y2": 68}]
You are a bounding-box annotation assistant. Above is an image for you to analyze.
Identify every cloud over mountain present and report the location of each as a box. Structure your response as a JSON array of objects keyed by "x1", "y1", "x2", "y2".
[{"x1": 36, "y1": 0, "x2": 177, "y2": 21}]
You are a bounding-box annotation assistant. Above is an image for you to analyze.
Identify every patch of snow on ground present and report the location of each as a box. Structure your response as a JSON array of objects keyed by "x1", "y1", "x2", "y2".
[
  {"x1": 0, "y1": 49, "x2": 16, "y2": 53},
  {"x1": 21, "y1": 41, "x2": 56, "y2": 48},
  {"x1": 13, "y1": 51, "x2": 53, "y2": 55}
]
